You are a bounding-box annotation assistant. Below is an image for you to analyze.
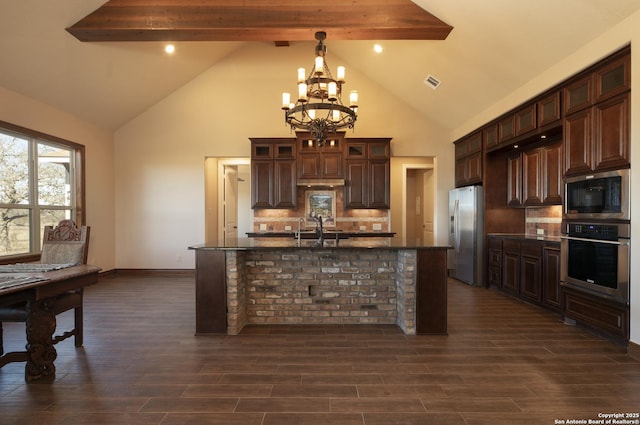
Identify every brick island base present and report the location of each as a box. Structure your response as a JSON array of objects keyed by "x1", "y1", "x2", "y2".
[{"x1": 193, "y1": 246, "x2": 448, "y2": 335}]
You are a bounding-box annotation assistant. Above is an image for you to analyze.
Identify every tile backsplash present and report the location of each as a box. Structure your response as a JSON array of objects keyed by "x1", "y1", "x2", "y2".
[
  {"x1": 252, "y1": 188, "x2": 389, "y2": 233},
  {"x1": 525, "y1": 205, "x2": 562, "y2": 236}
]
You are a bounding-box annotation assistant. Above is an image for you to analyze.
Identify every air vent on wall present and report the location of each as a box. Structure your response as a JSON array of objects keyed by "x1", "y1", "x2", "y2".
[{"x1": 424, "y1": 74, "x2": 441, "y2": 90}]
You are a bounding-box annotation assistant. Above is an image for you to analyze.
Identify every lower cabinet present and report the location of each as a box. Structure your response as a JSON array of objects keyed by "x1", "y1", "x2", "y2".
[
  {"x1": 491, "y1": 236, "x2": 560, "y2": 311},
  {"x1": 562, "y1": 286, "x2": 629, "y2": 343}
]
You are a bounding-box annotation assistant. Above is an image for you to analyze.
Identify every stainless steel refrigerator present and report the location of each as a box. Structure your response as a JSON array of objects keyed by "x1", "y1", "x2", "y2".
[{"x1": 448, "y1": 186, "x2": 483, "y2": 286}]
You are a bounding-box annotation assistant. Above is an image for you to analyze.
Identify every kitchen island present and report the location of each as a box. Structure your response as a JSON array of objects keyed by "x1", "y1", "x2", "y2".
[{"x1": 189, "y1": 237, "x2": 449, "y2": 336}]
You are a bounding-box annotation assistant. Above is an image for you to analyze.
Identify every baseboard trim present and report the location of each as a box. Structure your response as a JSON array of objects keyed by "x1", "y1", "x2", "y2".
[
  {"x1": 628, "y1": 341, "x2": 640, "y2": 361},
  {"x1": 107, "y1": 269, "x2": 196, "y2": 277}
]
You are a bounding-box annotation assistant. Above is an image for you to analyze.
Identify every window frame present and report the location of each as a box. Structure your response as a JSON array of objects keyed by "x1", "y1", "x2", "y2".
[{"x1": 0, "y1": 120, "x2": 85, "y2": 264}]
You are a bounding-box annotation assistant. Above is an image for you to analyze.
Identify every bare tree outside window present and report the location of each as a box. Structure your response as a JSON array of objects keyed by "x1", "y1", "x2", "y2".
[{"x1": 0, "y1": 130, "x2": 75, "y2": 257}]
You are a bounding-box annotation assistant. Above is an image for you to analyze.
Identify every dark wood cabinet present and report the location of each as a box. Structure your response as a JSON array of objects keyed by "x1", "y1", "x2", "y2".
[
  {"x1": 498, "y1": 115, "x2": 515, "y2": 144},
  {"x1": 454, "y1": 132, "x2": 483, "y2": 187},
  {"x1": 501, "y1": 239, "x2": 520, "y2": 295},
  {"x1": 251, "y1": 160, "x2": 274, "y2": 208},
  {"x1": 519, "y1": 240, "x2": 542, "y2": 303},
  {"x1": 562, "y1": 47, "x2": 630, "y2": 177},
  {"x1": 541, "y1": 142, "x2": 563, "y2": 204},
  {"x1": 250, "y1": 138, "x2": 297, "y2": 209},
  {"x1": 344, "y1": 139, "x2": 391, "y2": 209},
  {"x1": 563, "y1": 75, "x2": 593, "y2": 116},
  {"x1": 297, "y1": 136, "x2": 343, "y2": 180},
  {"x1": 506, "y1": 152, "x2": 522, "y2": 206},
  {"x1": 509, "y1": 141, "x2": 562, "y2": 207},
  {"x1": 494, "y1": 237, "x2": 560, "y2": 309},
  {"x1": 515, "y1": 103, "x2": 536, "y2": 136},
  {"x1": 488, "y1": 236, "x2": 502, "y2": 288},
  {"x1": 537, "y1": 91, "x2": 562, "y2": 128},
  {"x1": 542, "y1": 244, "x2": 561, "y2": 311},
  {"x1": 522, "y1": 149, "x2": 542, "y2": 205},
  {"x1": 344, "y1": 160, "x2": 367, "y2": 208},
  {"x1": 564, "y1": 92, "x2": 629, "y2": 176},
  {"x1": 483, "y1": 124, "x2": 499, "y2": 151},
  {"x1": 562, "y1": 286, "x2": 629, "y2": 343}
]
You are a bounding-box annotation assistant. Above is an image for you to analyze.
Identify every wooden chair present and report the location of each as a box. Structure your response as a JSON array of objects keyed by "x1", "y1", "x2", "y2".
[{"x1": 0, "y1": 220, "x2": 90, "y2": 356}]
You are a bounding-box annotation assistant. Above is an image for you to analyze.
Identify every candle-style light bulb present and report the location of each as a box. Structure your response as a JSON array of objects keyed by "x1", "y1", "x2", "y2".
[
  {"x1": 298, "y1": 83, "x2": 308, "y2": 101},
  {"x1": 349, "y1": 90, "x2": 359, "y2": 107},
  {"x1": 297, "y1": 68, "x2": 306, "y2": 83},
  {"x1": 337, "y1": 66, "x2": 345, "y2": 82},
  {"x1": 328, "y1": 82, "x2": 337, "y2": 101},
  {"x1": 282, "y1": 93, "x2": 291, "y2": 109},
  {"x1": 315, "y1": 56, "x2": 323, "y2": 74}
]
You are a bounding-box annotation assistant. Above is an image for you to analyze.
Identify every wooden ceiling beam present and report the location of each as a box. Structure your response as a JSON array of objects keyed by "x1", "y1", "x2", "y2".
[{"x1": 66, "y1": 0, "x2": 453, "y2": 42}]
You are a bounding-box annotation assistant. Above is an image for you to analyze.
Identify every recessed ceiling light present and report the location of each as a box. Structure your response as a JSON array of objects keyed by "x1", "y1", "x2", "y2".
[
  {"x1": 164, "y1": 44, "x2": 176, "y2": 54},
  {"x1": 373, "y1": 44, "x2": 383, "y2": 54}
]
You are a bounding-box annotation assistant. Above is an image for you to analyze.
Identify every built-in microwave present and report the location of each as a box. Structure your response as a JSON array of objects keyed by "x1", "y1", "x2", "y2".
[{"x1": 564, "y1": 169, "x2": 630, "y2": 221}]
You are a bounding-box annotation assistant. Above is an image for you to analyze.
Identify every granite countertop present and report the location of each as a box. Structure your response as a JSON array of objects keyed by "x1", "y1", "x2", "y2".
[
  {"x1": 189, "y1": 236, "x2": 450, "y2": 250},
  {"x1": 246, "y1": 230, "x2": 396, "y2": 239},
  {"x1": 487, "y1": 233, "x2": 562, "y2": 243}
]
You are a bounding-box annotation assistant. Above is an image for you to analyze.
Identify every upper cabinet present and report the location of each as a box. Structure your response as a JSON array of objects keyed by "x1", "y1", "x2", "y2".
[
  {"x1": 250, "y1": 135, "x2": 391, "y2": 210},
  {"x1": 344, "y1": 138, "x2": 391, "y2": 209},
  {"x1": 250, "y1": 138, "x2": 297, "y2": 209},
  {"x1": 507, "y1": 140, "x2": 563, "y2": 207},
  {"x1": 297, "y1": 133, "x2": 344, "y2": 180},
  {"x1": 454, "y1": 131, "x2": 482, "y2": 187},
  {"x1": 563, "y1": 48, "x2": 630, "y2": 176}
]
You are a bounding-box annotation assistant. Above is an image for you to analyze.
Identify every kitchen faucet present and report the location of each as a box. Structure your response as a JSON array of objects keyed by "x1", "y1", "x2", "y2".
[
  {"x1": 314, "y1": 216, "x2": 324, "y2": 247},
  {"x1": 296, "y1": 217, "x2": 304, "y2": 246}
]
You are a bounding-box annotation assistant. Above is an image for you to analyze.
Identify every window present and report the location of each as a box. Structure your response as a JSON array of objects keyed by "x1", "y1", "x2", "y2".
[{"x1": 0, "y1": 121, "x2": 85, "y2": 261}]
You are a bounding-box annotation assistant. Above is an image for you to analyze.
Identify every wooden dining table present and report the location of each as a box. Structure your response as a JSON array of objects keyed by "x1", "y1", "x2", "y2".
[{"x1": 0, "y1": 264, "x2": 100, "y2": 382}]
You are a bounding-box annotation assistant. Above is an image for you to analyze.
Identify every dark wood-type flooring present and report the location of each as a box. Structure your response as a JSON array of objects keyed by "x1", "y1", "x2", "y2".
[{"x1": 1, "y1": 272, "x2": 639, "y2": 424}]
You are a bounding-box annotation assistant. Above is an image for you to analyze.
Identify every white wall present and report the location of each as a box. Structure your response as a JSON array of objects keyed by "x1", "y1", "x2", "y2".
[
  {"x1": 114, "y1": 41, "x2": 452, "y2": 269},
  {"x1": 452, "y1": 10, "x2": 640, "y2": 345},
  {"x1": 0, "y1": 85, "x2": 116, "y2": 271}
]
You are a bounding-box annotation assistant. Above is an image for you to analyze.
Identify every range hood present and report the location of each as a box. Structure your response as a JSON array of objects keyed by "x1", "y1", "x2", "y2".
[{"x1": 296, "y1": 178, "x2": 345, "y2": 187}]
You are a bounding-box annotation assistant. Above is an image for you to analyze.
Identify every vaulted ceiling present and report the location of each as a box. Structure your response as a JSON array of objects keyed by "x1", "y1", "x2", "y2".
[{"x1": 1, "y1": 1, "x2": 639, "y2": 132}]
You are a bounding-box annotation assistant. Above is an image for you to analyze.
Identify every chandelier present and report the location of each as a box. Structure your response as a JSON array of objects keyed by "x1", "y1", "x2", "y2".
[{"x1": 281, "y1": 31, "x2": 358, "y2": 144}]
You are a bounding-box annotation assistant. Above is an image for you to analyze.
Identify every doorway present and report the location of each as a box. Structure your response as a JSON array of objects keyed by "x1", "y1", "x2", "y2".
[
  {"x1": 402, "y1": 164, "x2": 435, "y2": 244},
  {"x1": 204, "y1": 158, "x2": 251, "y2": 243}
]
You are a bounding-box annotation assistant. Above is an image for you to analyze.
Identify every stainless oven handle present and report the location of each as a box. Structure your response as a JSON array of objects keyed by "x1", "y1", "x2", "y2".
[{"x1": 559, "y1": 235, "x2": 629, "y2": 246}]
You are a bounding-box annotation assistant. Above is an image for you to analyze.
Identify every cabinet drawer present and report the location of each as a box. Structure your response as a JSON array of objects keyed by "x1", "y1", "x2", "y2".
[
  {"x1": 502, "y1": 238, "x2": 520, "y2": 253},
  {"x1": 520, "y1": 240, "x2": 542, "y2": 257}
]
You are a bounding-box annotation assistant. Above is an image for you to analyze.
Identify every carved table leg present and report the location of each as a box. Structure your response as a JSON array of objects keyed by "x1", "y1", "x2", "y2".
[{"x1": 24, "y1": 299, "x2": 57, "y2": 383}]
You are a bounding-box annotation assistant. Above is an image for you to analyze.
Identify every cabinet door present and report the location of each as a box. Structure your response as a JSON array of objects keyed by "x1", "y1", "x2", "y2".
[
  {"x1": 466, "y1": 152, "x2": 483, "y2": 185},
  {"x1": 455, "y1": 158, "x2": 468, "y2": 188},
  {"x1": 502, "y1": 249, "x2": 520, "y2": 295},
  {"x1": 541, "y1": 142, "x2": 562, "y2": 205},
  {"x1": 344, "y1": 160, "x2": 367, "y2": 208},
  {"x1": 563, "y1": 108, "x2": 593, "y2": 176},
  {"x1": 368, "y1": 160, "x2": 390, "y2": 208},
  {"x1": 593, "y1": 92, "x2": 630, "y2": 173},
  {"x1": 498, "y1": 115, "x2": 515, "y2": 144},
  {"x1": 563, "y1": 75, "x2": 593, "y2": 115},
  {"x1": 538, "y1": 91, "x2": 561, "y2": 128},
  {"x1": 515, "y1": 104, "x2": 536, "y2": 136},
  {"x1": 506, "y1": 153, "x2": 522, "y2": 206},
  {"x1": 595, "y1": 53, "x2": 630, "y2": 103},
  {"x1": 520, "y1": 241, "x2": 542, "y2": 303},
  {"x1": 273, "y1": 160, "x2": 297, "y2": 208},
  {"x1": 542, "y1": 245, "x2": 561, "y2": 310},
  {"x1": 297, "y1": 153, "x2": 321, "y2": 179},
  {"x1": 522, "y1": 149, "x2": 542, "y2": 205},
  {"x1": 321, "y1": 152, "x2": 344, "y2": 179},
  {"x1": 483, "y1": 124, "x2": 499, "y2": 151},
  {"x1": 251, "y1": 160, "x2": 273, "y2": 208}
]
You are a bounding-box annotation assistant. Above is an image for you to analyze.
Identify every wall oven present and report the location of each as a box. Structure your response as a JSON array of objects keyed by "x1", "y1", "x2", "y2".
[
  {"x1": 560, "y1": 222, "x2": 630, "y2": 304},
  {"x1": 564, "y1": 169, "x2": 630, "y2": 221}
]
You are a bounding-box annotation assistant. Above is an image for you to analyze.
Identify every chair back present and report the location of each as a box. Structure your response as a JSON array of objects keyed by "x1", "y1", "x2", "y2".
[{"x1": 40, "y1": 220, "x2": 90, "y2": 265}]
